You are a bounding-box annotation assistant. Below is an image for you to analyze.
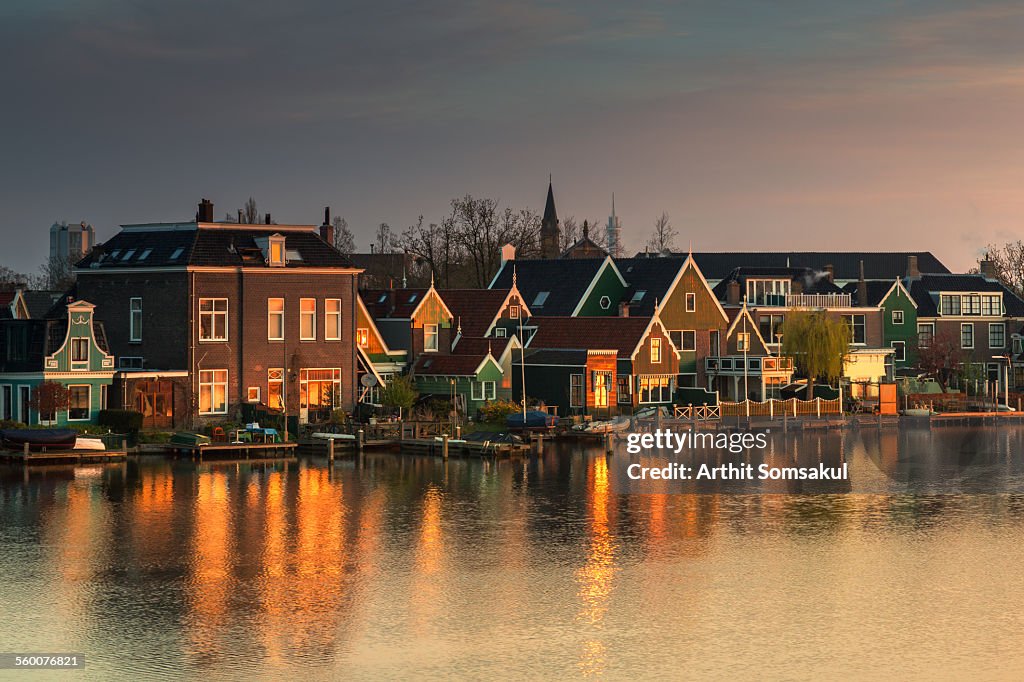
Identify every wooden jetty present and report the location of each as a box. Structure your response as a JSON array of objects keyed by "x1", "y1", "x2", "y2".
[
  {"x1": 163, "y1": 441, "x2": 298, "y2": 461},
  {"x1": 0, "y1": 446, "x2": 128, "y2": 464}
]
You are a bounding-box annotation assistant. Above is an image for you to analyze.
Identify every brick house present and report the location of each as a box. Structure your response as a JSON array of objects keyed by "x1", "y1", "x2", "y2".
[{"x1": 76, "y1": 200, "x2": 362, "y2": 428}]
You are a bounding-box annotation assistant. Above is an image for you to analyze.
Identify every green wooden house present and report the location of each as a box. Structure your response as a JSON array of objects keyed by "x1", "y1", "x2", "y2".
[
  {"x1": 843, "y1": 279, "x2": 918, "y2": 371},
  {"x1": 0, "y1": 299, "x2": 115, "y2": 425},
  {"x1": 412, "y1": 352, "x2": 507, "y2": 416}
]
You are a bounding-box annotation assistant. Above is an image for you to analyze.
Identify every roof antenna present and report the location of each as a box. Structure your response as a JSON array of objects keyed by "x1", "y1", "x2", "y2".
[
  {"x1": 457, "y1": 316, "x2": 462, "y2": 335},
  {"x1": 512, "y1": 263, "x2": 517, "y2": 288},
  {"x1": 430, "y1": 271, "x2": 434, "y2": 288}
]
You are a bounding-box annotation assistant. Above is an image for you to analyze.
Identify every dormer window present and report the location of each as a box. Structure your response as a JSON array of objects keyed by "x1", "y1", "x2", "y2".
[{"x1": 268, "y1": 234, "x2": 286, "y2": 267}]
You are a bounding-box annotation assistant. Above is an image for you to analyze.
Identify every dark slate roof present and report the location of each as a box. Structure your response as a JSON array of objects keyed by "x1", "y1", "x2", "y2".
[
  {"x1": 413, "y1": 353, "x2": 491, "y2": 377},
  {"x1": 682, "y1": 252, "x2": 949, "y2": 281},
  {"x1": 77, "y1": 224, "x2": 355, "y2": 269},
  {"x1": 441, "y1": 289, "x2": 510, "y2": 337},
  {"x1": 361, "y1": 288, "x2": 429, "y2": 319},
  {"x1": 490, "y1": 258, "x2": 605, "y2": 316},
  {"x1": 615, "y1": 257, "x2": 685, "y2": 315},
  {"x1": 711, "y1": 267, "x2": 845, "y2": 300},
  {"x1": 23, "y1": 291, "x2": 64, "y2": 319},
  {"x1": 451, "y1": 335, "x2": 513, "y2": 357},
  {"x1": 522, "y1": 348, "x2": 587, "y2": 366},
  {"x1": 907, "y1": 275, "x2": 1024, "y2": 317},
  {"x1": 528, "y1": 316, "x2": 653, "y2": 355},
  {"x1": 840, "y1": 280, "x2": 901, "y2": 307},
  {"x1": 562, "y1": 235, "x2": 607, "y2": 259}
]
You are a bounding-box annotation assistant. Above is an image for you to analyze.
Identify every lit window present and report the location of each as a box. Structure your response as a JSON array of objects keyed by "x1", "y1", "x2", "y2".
[
  {"x1": 357, "y1": 328, "x2": 369, "y2": 347},
  {"x1": 651, "y1": 337, "x2": 662, "y2": 363},
  {"x1": 199, "y1": 369, "x2": 228, "y2": 414},
  {"x1": 685, "y1": 293, "x2": 696, "y2": 312},
  {"x1": 247, "y1": 387, "x2": 260, "y2": 403},
  {"x1": 424, "y1": 324, "x2": 438, "y2": 351},
  {"x1": 269, "y1": 235, "x2": 286, "y2": 267},
  {"x1": 199, "y1": 298, "x2": 228, "y2": 341},
  {"x1": 737, "y1": 333, "x2": 750, "y2": 352},
  {"x1": 68, "y1": 385, "x2": 90, "y2": 421},
  {"x1": 129, "y1": 298, "x2": 142, "y2": 342},
  {"x1": 268, "y1": 298, "x2": 284, "y2": 340},
  {"x1": 268, "y1": 368, "x2": 284, "y2": 410},
  {"x1": 325, "y1": 299, "x2": 341, "y2": 340},
  {"x1": 300, "y1": 299, "x2": 316, "y2": 340}
]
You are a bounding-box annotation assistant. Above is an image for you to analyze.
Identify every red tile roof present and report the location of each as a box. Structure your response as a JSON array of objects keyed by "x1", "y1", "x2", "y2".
[
  {"x1": 0, "y1": 292, "x2": 15, "y2": 306},
  {"x1": 413, "y1": 353, "x2": 491, "y2": 376},
  {"x1": 528, "y1": 316, "x2": 654, "y2": 356},
  {"x1": 440, "y1": 289, "x2": 511, "y2": 337}
]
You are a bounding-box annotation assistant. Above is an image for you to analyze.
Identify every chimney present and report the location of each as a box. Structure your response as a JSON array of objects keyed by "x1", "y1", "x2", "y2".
[
  {"x1": 824, "y1": 264, "x2": 834, "y2": 283},
  {"x1": 319, "y1": 206, "x2": 335, "y2": 246},
  {"x1": 792, "y1": 278, "x2": 803, "y2": 296},
  {"x1": 906, "y1": 255, "x2": 919, "y2": 278},
  {"x1": 980, "y1": 259, "x2": 997, "y2": 280},
  {"x1": 501, "y1": 243, "x2": 516, "y2": 265},
  {"x1": 197, "y1": 198, "x2": 214, "y2": 222},
  {"x1": 238, "y1": 209, "x2": 244, "y2": 224},
  {"x1": 618, "y1": 302, "x2": 630, "y2": 318},
  {"x1": 265, "y1": 213, "x2": 271, "y2": 225},
  {"x1": 727, "y1": 280, "x2": 741, "y2": 306},
  {"x1": 858, "y1": 260, "x2": 868, "y2": 307}
]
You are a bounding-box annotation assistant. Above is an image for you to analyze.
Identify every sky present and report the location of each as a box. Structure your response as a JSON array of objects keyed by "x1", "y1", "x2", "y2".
[{"x1": 3, "y1": 0, "x2": 1024, "y2": 273}]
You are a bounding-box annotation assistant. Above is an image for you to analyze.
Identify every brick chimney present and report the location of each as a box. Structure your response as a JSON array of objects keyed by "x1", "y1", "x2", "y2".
[
  {"x1": 501, "y1": 243, "x2": 516, "y2": 265},
  {"x1": 618, "y1": 302, "x2": 630, "y2": 317},
  {"x1": 824, "y1": 264, "x2": 834, "y2": 283},
  {"x1": 980, "y1": 259, "x2": 997, "y2": 280},
  {"x1": 265, "y1": 213, "x2": 272, "y2": 225},
  {"x1": 857, "y1": 260, "x2": 868, "y2": 307},
  {"x1": 319, "y1": 206, "x2": 334, "y2": 245},
  {"x1": 197, "y1": 198, "x2": 214, "y2": 222},
  {"x1": 727, "y1": 280, "x2": 741, "y2": 306},
  {"x1": 906, "y1": 255, "x2": 920, "y2": 278}
]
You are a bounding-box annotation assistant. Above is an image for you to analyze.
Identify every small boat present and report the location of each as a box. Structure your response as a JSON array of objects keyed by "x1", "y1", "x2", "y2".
[
  {"x1": 903, "y1": 408, "x2": 934, "y2": 418},
  {"x1": 73, "y1": 437, "x2": 106, "y2": 451},
  {"x1": 506, "y1": 410, "x2": 558, "y2": 430},
  {"x1": 311, "y1": 432, "x2": 356, "y2": 441},
  {"x1": 582, "y1": 416, "x2": 631, "y2": 434},
  {"x1": 1, "y1": 429, "x2": 78, "y2": 451},
  {"x1": 169, "y1": 432, "x2": 211, "y2": 447}
]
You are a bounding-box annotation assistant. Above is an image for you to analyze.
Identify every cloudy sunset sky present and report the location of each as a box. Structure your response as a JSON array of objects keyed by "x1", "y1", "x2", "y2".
[{"x1": 3, "y1": 0, "x2": 1023, "y2": 272}]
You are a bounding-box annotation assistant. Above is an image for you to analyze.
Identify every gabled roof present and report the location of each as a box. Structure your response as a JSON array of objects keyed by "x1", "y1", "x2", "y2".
[
  {"x1": 490, "y1": 258, "x2": 606, "y2": 316},
  {"x1": 77, "y1": 223, "x2": 357, "y2": 270},
  {"x1": 412, "y1": 352, "x2": 499, "y2": 377},
  {"x1": 682, "y1": 252, "x2": 950, "y2": 281},
  {"x1": 840, "y1": 279, "x2": 916, "y2": 308},
  {"x1": 526, "y1": 315, "x2": 680, "y2": 361},
  {"x1": 907, "y1": 274, "x2": 1024, "y2": 317},
  {"x1": 355, "y1": 294, "x2": 403, "y2": 357},
  {"x1": 614, "y1": 257, "x2": 683, "y2": 315},
  {"x1": 23, "y1": 291, "x2": 63, "y2": 319},
  {"x1": 725, "y1": 303, "x2": 772, "y2": 352},
  {"x1": 441, "y1": 288, "x2": 526, "y2": 338},
  {"x1": 0, "y1": 289, "x2": 28, "y2": 320},
  {"x1": 361, "y1": 288, "x2": 427, "y2": 319},
  {"x1": 451, "y1": 335, "x2": 517, "y2": 361}
]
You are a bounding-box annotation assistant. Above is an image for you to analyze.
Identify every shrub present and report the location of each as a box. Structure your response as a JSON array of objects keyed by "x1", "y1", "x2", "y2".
[
  {"x1": 97, "y1": 409, "x2": 144, "y2": 434},
  {"x1": 478, "y1": 399, "x2": 520, "y2": 422},
  {"x1": 381, "y1": 375, "x2": 418, "y2": 412}
]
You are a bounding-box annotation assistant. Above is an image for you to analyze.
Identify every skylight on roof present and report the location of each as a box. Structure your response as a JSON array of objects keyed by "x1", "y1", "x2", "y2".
[
  {"x1": 138, "y1": 249, "x2": 153, "y2": 261},
  {"x1": 109, "y1": 249, "x2": 122, "y2": 260},
  {"x1": 408, "y1": 293, "x2": 418, "y2": 303},
  {"x1": 630, "y1": 290, "x2": 646, "y2": 303},
  {"x1": 169, "y1": 247, "x2": 185, "y2": 261},
  {"x1": 121, "y1": 249, "x2": 136, "y2": 261},
  {"x1": 378, "y1": 294, "x2": 388, "y2": 304},
  {"x1": 286, "y1": 248, "x2": 302, "y2": 262},
  {"x1": 533, "y1": 291, "x2": 550, "y2": 306}
]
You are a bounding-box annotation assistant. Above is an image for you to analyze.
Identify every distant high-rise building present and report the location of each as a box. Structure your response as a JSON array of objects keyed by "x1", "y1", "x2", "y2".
[
  {"x1": 606, "y1": 194, "x2": 621, "y2": 257},
  {"x1": 50, "y1": 221, "x2": 95, "y2": 264}
]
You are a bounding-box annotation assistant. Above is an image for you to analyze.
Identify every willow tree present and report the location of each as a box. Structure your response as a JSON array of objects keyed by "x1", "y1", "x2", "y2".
[{"x1": 780, "y1": 311, "x2": 849, "y2": 395}]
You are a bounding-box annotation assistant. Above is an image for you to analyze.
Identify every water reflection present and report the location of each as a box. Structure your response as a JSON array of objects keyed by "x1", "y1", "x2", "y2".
[{"x1": 2, "y1": 426, "x2": 1024, "y2": 678}]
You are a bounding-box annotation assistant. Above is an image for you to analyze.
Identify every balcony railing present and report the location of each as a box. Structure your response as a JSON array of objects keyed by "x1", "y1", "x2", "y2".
[
  {"x1": 784, "y1": 293, "x2": 852, "y2": 308},
  {"x1": 706, "y1": 355, "x2": 794, "y2": 374}
]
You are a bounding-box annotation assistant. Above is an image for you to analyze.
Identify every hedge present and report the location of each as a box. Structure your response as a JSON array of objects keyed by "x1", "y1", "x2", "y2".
[{"x1": 98, "y1": 409, "x2": 144, "y2": 433}]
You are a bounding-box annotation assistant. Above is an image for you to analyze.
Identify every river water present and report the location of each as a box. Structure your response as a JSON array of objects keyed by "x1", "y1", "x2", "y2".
[{"x1": 2, "y1": 425, "x2": 1024, "y2": 680}]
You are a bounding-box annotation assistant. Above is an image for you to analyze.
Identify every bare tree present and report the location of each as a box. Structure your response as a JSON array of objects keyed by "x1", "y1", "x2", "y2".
[
  {"x1": 332, "y1": 216, "x2": 356, "y2": 256},
  {"x1": 646, "y1": 211, "x2": 678, "y2": 254},
  {"x1": 980, "y1": 241, "x2": 1024, "y2": 297},
  {"x1": 242, "y1": 197, "x2": 259, "y2": 224},
  {"x1": 561, "y1": 215, "x2": 605, "y2": 252},
  {"x1": 38, "y1": 255, "x2": 77, "y2": 291},
  {"x1": 374, "y1": 223, "x2": 393, "y2": 254},
  {"x1": 0, "y1": 264, "x2": 30, "y2": 288}
]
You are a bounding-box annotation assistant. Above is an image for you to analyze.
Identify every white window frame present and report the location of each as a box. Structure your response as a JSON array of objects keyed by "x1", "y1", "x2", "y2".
[
  {"x1": 71, "y1": 338, "x2": 89, "y2": 367},
  {"x1": 509, "y1": 305, "x2": 520, "y2": 319},
  {"x1": 471, "y1": 380, "x2": 496, "y2": 402},
  {"x1": 917, "y1": 322, "x2": 934, "y2": 348},
  {"x1": 891, "y1": 341, "x2": 906, "y2": 363},
  {"x1": 268, "y1": 298, "x2": 285, "y2": 341},
  {"x1": 357, "y1": 328, "x2": 369, "y2": 347},
  {"x1": 892, "y1": 309, "x2": 904, "y2": 325},
  {"x1": 67, "y1": 384, "x2": 91, "y2": 422},
  {"x1": 268, "y1": 368, "x2": 284, "y2": 410},
  {"x1": 299, "y1": 298, "x2": 316, "y2": 341},
  {"x1": 737, "y1": 333, "x2": 750, "y2": 352},
  {"x1": 129, "y1": 297, "x2": 142, "y2": 342},
  {"x1": 325, "y1": 298, "x2": 342, "y2": 341},
  {"x1": 599, "y1": 295, "x2": 611, "y2": 310},
  {"x1": 424, "y1": 324, "x2": 439, "y2": 352},
  {"x1": 199, "y1": 369, "x2": 228, "y2": 415},
  {"x1": 247, "y1": 386, "x2": 260, "y2": 403},
  {"x1": 961, "y1": 322, "x2": 974, "y2": 350},
  {"x1": 494, "y1": 327, "x2": 507, "y2": 338},
  {"x1": 989, "y1": 322, "x2": 1005, "y2": 349},
  {"x1": 685, "y1": 292, "x2": 696, "y2": 313},
  {"x1": 651, "y1": 337, "x2": 662, "y2": 363},
  {"x1": 269, "y1": 235, "x2": 286, "y2": 267},
  {"x1": 570, "y1": 373, "x2": 584, "y2": 407},
  {"x1": 198, "y1": 298, "x2": 229, "y2": 342}
]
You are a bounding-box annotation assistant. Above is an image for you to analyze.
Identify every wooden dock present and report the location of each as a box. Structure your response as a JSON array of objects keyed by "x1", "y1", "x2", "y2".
[
  {"x1": 0, "y1": 448, "x2": 128, "y2": 464},
  {"x1": 163, "y1": 442, "x2": 298, "y2": 461}
]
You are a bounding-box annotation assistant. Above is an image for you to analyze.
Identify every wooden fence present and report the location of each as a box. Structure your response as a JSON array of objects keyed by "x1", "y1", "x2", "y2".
[{"x1": 720, "y1": 397, "x2": 841, "y2": 418}]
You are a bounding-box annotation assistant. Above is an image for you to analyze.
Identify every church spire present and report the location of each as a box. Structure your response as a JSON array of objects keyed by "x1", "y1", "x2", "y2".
[{"x1": 540, "y1": 176, "x2": 560, "y2": 259}]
